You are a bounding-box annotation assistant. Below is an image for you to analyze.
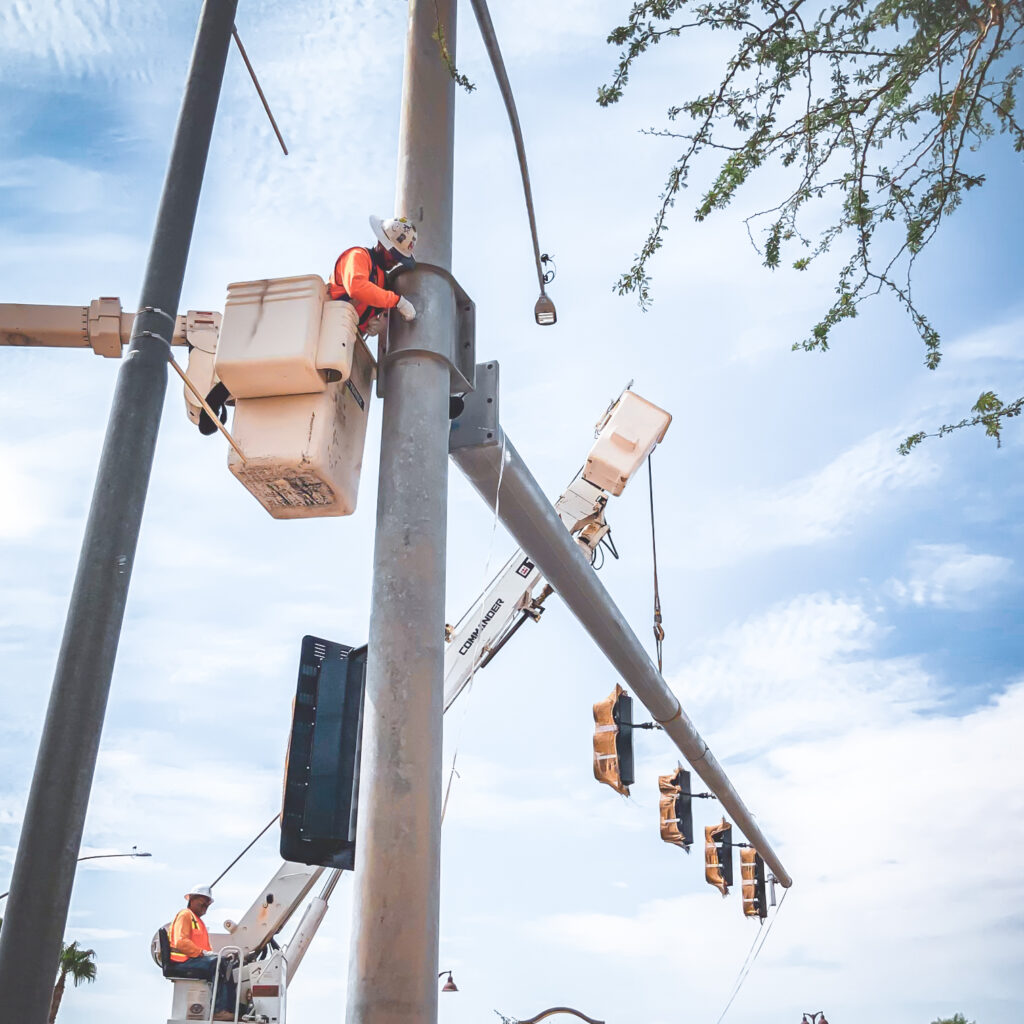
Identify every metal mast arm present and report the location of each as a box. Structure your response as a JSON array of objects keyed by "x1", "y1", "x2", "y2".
[{"x1": 450, "y1": 429, "x2": 793, "y2": 888}]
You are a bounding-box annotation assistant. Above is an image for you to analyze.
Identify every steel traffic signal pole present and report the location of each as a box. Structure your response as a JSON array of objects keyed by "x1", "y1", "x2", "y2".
[
  {"x1": 346, "y1": 1, "x2": 458, "y2": 1023},
  {"x1": 0, "y1": 2, "x2": 237, "y2": 1018}
]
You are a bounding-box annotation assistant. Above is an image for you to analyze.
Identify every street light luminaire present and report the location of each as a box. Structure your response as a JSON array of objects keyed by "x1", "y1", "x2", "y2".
[
  {"x1": 534, "y1": 291, "x2": 557, "y2": 326},
  {"x1": 438, "y1": 970, "x2": 458, "y2": 993}
]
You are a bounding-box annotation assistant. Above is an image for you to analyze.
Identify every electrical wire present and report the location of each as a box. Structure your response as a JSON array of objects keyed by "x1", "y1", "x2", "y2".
[
  {"x1": 600, "y1": 528, "x2": 619, "y2": 561},
  {"x1": 647, "y1": 453, "x2": 665, "y2": 673},
  {"x1": 210, "y1": 812, "x2": 279, "y2": 888},
  {"x1": 441, "y1": 432, "x2": 509, "y2": 825},
  {"x1": 713, "y1": 887, "x2": 790, "y2": 1024}
]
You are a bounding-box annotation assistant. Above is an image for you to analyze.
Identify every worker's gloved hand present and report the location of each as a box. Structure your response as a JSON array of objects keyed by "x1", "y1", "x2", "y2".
[
  {"x1": 395, "y1": 296, "x2": 416, "y2": 322},
  {"x1": 363, "y1": 313, "x2": 387, "y2": 338}
]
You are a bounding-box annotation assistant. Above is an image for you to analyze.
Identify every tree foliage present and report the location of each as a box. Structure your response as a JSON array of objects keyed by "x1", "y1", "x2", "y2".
[
  {"x1": 599, "y1": 1, "x2": 1024, "y2": 448},
  {"x1": 931, "y1": 1015, "x2": 977, "y2": 1024}
]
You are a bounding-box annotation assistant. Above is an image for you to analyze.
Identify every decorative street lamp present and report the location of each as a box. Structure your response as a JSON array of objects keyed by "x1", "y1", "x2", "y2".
[{"x1": 438, "y1": 970, "x2": 458, "y2": 993}]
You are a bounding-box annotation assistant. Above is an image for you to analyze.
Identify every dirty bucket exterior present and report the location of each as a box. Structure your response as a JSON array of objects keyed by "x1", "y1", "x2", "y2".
[
  {"x1": 169, "y1": 979, "x2": 210, "y2": 1021},
  {"x1": 215, "y1": 275, "x2": 359, "y2": 398},
  {"x1": 584, "y1": 390, "x2": 672, "y2": 496},
  {"x1": 227, "y1": 336, "x2": 375, "y2": 519}
]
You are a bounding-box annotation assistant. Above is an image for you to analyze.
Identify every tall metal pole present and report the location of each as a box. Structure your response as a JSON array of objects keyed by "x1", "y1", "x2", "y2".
[
  {"x1": 346, "y1": 1, "x2": 457, "y2": 1023},
  {"x1": 0, "y1": 2, "x2": 237, "y2": 1018}
]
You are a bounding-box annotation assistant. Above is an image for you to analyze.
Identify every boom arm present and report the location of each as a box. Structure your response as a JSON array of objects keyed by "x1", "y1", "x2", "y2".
[
  {"x1": 212, "y1": 861, "x2": 324, "y2": 956},
  {"x1": 442, "y1": 388, "x2": 671, "y2": 712}
]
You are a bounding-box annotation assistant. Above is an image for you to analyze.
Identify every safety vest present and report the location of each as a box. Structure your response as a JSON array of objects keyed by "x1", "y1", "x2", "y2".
[
  {"x1": 328, "y1": 246, "x2": 389, "y2": 328},
  {"x1": 169, "y1": 907, "x2": 211, "y2": 962}
]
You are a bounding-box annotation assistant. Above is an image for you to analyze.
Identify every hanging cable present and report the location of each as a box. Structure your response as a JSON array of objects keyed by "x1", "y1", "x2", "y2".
[
  {"x1": 468, "y1": 0, "x2": 556, "y2": 324},
  {"x1": 441, "y1": 433, "x2": 509, "y2": 824},
  {"x1": 713, "y1": 887, "x2": 790, "y2": 1024},
  {"x1": 600, "y1": 528, "x2": 619, "y2": 562},
  {"x1": 210, "y1": 812, "x2": 278, "y2": 888},
  {"x1": 647, "y1": 453, "x2": 665, "y2": 673}
]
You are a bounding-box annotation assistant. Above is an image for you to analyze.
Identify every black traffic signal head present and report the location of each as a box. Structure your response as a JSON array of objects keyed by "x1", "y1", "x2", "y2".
[{"x1": 281, "y1": 636, "x2": 366, "y2": 870}]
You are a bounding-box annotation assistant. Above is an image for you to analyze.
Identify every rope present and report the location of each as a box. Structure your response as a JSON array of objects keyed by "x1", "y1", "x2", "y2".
[
  {"x1": 713, "y1": 887, "x2": 789, "y2": 1024},
  {"x1": 441, "y1": 433, "x2": 509, "y2": 825},
  {"x1": 210, "y1": 813, "x2": 278, "y2": 889},
  {"x1": 647, "y1": 453, "x2": 665, "y2": 673}
]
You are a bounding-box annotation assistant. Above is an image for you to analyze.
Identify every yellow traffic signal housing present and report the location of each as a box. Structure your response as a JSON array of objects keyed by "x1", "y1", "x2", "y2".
[
  {"x1": 658, "y1": 766, "x2": 694, "y2": 850},
  {"x1": 741, "y1": 847, "x2": 768, "y2": 919},
  {"x1": 593, "y1": 683, "x2": 633, "y2": 796},
  {"x1": 705, "y1": 818, "x2": 733, "y2": 895}
]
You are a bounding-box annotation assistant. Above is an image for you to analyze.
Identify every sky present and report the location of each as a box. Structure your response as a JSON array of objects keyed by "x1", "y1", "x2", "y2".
[{"x1": 1, "y1": 2, "x2": 1023, "y2": 1023}]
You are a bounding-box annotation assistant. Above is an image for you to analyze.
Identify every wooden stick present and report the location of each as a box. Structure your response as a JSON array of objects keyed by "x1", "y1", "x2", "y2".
[{"x1": 169, "y1": 358, "x2": 248, "y2": 464}]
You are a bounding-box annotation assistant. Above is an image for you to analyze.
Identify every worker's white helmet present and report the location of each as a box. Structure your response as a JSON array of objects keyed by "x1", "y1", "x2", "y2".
[
  {"x1": 185, "y1": 885, "x2": 214, "y2": 903},
  {"x1": 370, "y1": 214, "x2": 417, "y2": 267}
]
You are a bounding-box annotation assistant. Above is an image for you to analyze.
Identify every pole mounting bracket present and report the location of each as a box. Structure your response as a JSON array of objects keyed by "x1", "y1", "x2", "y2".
[
  {"x1": 378, "y1": 263, "x2": 476, "y2": 398},
  {"x1": 449, "y1": 360, "x2": 500, "y2": 451}
]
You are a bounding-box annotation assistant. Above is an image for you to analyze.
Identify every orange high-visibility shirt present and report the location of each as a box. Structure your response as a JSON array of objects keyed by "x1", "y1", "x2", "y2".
[
  {"x1": 169, "y1": 907, "x2": 211, "y2": 962},
  {"x1": 328, "y1": 247, "x2": 399, "y2": 326}
]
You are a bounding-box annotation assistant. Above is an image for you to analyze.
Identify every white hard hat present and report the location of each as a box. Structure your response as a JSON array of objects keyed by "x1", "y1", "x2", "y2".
[
  {"x1": 370, "y1": 214, "x2": 417, "y2": 267},
  {"x1": 185, "y1": 885, "x2": 214, "y2": 903}
]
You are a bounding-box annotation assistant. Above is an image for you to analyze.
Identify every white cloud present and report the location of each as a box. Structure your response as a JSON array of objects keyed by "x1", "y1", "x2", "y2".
[
  {"x1": 73, "y1": 927, "x2": 135, "y2": 940},
  {"x1": 944, "y1": 316, "x2": 1024, "y2": 365},
  {"x1": 888, "y1": 543, "x2": 1013, "y2": 609},
  {"x1": 681, "y1": 429, "x2": 941, "y2": 568},
  {"x1": 0, "y1": 156, "x2": 115, "y2": 216},
  {"x1": 0, "y1": 444, "x2": 54, "y2": 540},
  {"x1": 668, "y1": 593, "x2": 937, "y2": 754},
  {"x1": 534, "y1": 596, "x2": 1024, "y2": 1024},
  {"x1": 2, "y1": 5, "x2": 1023, "y2": 1024},
  {"x1": 0, "y1": 1, "x2": 161, "y2": 79}
]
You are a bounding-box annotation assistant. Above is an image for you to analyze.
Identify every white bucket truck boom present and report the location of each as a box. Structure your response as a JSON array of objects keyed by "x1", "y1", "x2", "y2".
[
  {"x1": 153, "y1": 387, "x2": 670, "y2": 1023},
  {"x1": 443, "y1": 387, "x2": 671, "y2": 711}
]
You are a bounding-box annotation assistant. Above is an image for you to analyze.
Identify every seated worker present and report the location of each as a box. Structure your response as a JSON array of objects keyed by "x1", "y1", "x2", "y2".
[
  {"x1": 168, "y1": 885, "x2": 239, "y2": 1021},
  {"x1": 328, "y1": 214, "x2": 418, "y2": 337}
]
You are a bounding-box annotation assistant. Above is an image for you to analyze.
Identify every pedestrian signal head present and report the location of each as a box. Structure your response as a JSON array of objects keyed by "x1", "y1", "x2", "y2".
[{"x1": 370, "y1": 214, "x2": 417, "y2": 267}]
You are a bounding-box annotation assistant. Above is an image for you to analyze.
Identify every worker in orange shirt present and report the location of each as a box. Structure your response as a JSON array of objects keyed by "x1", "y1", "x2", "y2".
[
  {"x1": 328, "y1": 214, "x2": 418, "y2": 337},
  {"x1": 167, "y1": 885, "x2": 239, "y2": 1021}
]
